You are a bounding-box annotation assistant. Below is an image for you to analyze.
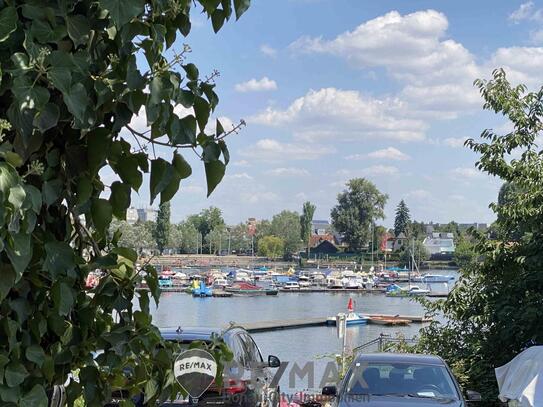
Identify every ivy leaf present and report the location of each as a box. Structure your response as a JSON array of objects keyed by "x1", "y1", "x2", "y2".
[
  {"x1": 8, "y1": 185, "x2": 26, "y2": 212},
  {"x1": 205, "y1": 160, "x2": 225, "y2": 197},
  {"x1": 211, "y1": 9, "x2": 226, "y2": 33},
  {"x1": 4, "y1": 362, "x2": 28, "y2": 387},
  {"x1": 173, "y1": 152, "x2": 192, "y2": 179},
  {"x1": 183, "y1": 63, "x2": 199, "y2": 81},
  {"x1": 25, "y1": 345, "x2": 46, "y2": 367},
  {"x1": 143, "y1": 378, "x2": 158, "y2": 403},
  {"x1": 43, "y1": 179, "x2": 63, "y2": 206},
  {"x1": 99, "y1": 0, "x2": 146, "y2": 26},
  {"x1": 109, "y1": 181, "x2": 131, "y2": 219},
  {"x1": 0, "y1": 163, "x2": 18, "y2": 193},
  {"x1": 170, "y1": 114, "x2": 196, "y2": 145},
  {"x1": 0, "y1": 267, "x2": 16, "y2": 302},
  {"x1": 66, "y1": 15, "x2": 90, "y2": 47},
  {"x1": 24, "y1": 185, "x2": 42, "y2": 214},
  {"x1": 215, "y1": 119, "x2": 225, "y2": 137},
  {"x1": 193, "y1": 96, "x2": 210, "y2": 132},
  {"x1": 91, "y1": 199, "x2": 113, "y2": 235},
  {"x1": 233, "y1": 0, "x2": 250, "y2": 20},
  {"x1": 64, "y1": 83, "x2": 90, "y2": 125},
  {"x1": 44, "y1": 242, "x2": 75, "y2": 276},
  {"x1": 52, "y1": 282, "x2": 74, "y2": 316},
  {"x1": 0, "y1": 7, "x2": 17, "y2": 43},
  {"x1": 5, "y1": 233, "x2": 32, "y2": 282},
  {"x1": 19, "y1": 384, "x2": 47, "y2": 407},
  {"x1": 33, "y1": 103, "x2": 60, "y2": 133},
  {"x1": 76, "y1": 177, "x2": 93, "y2": 206},
  {"x1": 150, "y1": 158, "x2": 173, "y2": 204}
]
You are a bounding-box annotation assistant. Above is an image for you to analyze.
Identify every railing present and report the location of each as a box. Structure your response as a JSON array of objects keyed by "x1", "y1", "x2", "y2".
[{"x1": 353, "y1": 333, "x2": 418, "y2": 354}]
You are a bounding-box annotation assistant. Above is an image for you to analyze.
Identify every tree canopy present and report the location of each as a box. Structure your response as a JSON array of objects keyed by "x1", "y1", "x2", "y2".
[
  {"x1": 393, "y1": 199, "x2": 410, "y2": 237},
  {"x1": 417, "y1": 69, "x2": 543, "y2": 403},
  {"x1": 154, "y1": 201, "x2": 171, "y2": 254},
  {"x1": 331, "y1": 178, "x2": 388, "y2": 251},
  {"x1": 0, "y1": 0, "x2": 250, "y2": 404},
  {"x1": 270, "y1": 210, "x2": 302, "y2": 257},
  {"x1": 300, "y1": 201, "x2": 316, "y2": 256},
  {"x1": 257, "y1": 235, "x2": 284, "y2": 260}
]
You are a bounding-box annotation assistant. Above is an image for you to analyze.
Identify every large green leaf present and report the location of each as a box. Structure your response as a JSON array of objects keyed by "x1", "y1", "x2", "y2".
[
  {"x1": 25, "y1": 345, "x2": 46, "y2": 367},
  {"x1": 109, "y1": 181, "x2": 131, "y2": 219},
  {"x1": 64, "y1": 83, "x2": 90, "y2": 125},
  {"x1": 0, "y1": 7, "x2": 17, "y2": 42},
  {"x1": 100, "y1": 0, "x2": 146, "y2": 26},
  {"x1": 12, "y1": 76, "x2": 50, "y2": 111},
  {"x1": 183, "y1": 63, "x2": 199, "y2": 81},
  {"x1": 193, "y1": 96, "x2": 210, "y2": 132},
  {"x1": 8, "y1": 185, "x2": 26, "y2": 212},
  {"x1": 33, "y1": 103, "x2": 60, "y2": 133},
  {"x1": 66, "y1": 15, "x2": 90, "y2": 47},
  {"x1": 0, "y1": 163, "x2": 18, "y2": 193},
  {"x1": 150, "y1": 159, "x2": 173, "y2": 204},
  {"x1": 19, "y1": 384, "x2": 47, "y2": 407},
  {"x1": 173, "y1": 152, "x2": 192, "y2": 179},
  {"x1": 44, "y1": 241, "x2": 75, "y2": 276},
  {"x1": 4, "y1": 362, "x2": 28, "y2": 387},
  {"x1": 204, "y1": 160, "x2": 225, "y2": 197},
  {"x1": 91, "y1": 198, "x2": 113, "y2": 235},
  {"x1": 5, "y1": 233, "x2": 32, "y2": 282},
  {"x1": 0, "y1": 267, "x2": 16, "y2": 302},
  {"x1": 169, "y1": 114, "x2": 196, "y2": 145},
  {"x1": 52, "y1": 282, "x2": 74, "y2": 316},
  {"x1": 233, "y1": 0, "x2": 250, "y2": 19}
]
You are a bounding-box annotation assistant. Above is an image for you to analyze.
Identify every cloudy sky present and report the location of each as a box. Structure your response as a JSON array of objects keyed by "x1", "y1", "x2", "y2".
[{"x1": 128, "y1": 0, "x2": 543, "y2": 226}]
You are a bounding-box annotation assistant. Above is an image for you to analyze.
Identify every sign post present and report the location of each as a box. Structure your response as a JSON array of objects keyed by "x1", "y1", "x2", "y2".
[{"x1": 336, "y1": 313, "x2": 347, "y2": 376}]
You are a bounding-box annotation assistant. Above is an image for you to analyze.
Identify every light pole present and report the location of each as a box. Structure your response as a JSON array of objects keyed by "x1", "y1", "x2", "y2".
[{"x1": 227, "y1": 228, "x2": 231, "y2": 255}]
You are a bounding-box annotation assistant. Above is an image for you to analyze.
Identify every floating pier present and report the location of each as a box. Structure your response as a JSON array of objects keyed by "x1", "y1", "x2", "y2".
[{"x1": 228, "y1": 313, "x2": 431, "y2": 333}]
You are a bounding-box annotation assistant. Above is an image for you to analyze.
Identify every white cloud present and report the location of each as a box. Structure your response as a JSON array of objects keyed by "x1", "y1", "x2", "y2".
[
  {"x1": 260, "y1": 44, "x2": 277, "y2": 57},
  {"x1": 266, "y1": 167, "x2": 310, "y2": 176},
  {"x1": 235, "y1": 77, "x2": 278, "y2": 92},
  {"x1": 232, "y1": 160, "x2": 251, "y2": 167},
  {"x1": 406, "y1": 189, "x2": 433, "y2": 200},
  {"x1": 362, "y1": 165, "x2": 399, "y2": 176},
  {"x1": 509, "y1": 2, "x2": 543, "y2": 23},
  {"x1": 251, "y1": 87, "x2": 426, "y2": 142},
  {"x1": 240, "y1": 191, "x2": 278, "y2": 204},
  {"x1": 289, "y1": 9, "x2": 543, "y2": 118},
  {"x1": 367, "y1": 147, "x2": 410, "y2": 160},
  {"x1": 450, "y1": 167, "x2": 483, "y2": 179},
  {"x1": 443, "y1": 137, "x2": 468, "y2": 148},
  {"x1": 181, "y1": 185, "x2": 205, "y2": 194},
  {"x1": 227, "y1": 172, "x2": 254, "y2": 180},
  {"x1": 240, "y1": 138, "x2": 332, "y2": 161}
]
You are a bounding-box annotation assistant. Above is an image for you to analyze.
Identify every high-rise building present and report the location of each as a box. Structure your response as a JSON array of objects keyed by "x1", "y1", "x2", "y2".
[
  {"x1": 126, "y1": 208, "x2": 139, "y2": 224},
  {"x1": 137, "y1": 208, "x2": 158, "y2": 222}
]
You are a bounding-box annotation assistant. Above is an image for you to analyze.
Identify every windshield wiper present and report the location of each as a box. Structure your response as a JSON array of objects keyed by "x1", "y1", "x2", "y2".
[{"x1": 368, "y1": 393, "x2": 456, "y2": 403}]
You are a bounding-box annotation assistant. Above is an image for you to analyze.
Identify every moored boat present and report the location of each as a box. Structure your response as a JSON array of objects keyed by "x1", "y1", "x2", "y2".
[
  {"x1": 226, "y1": 282, "x2": 278, "y2": 296},
  {"x1": 369, "y1": 316, "x2": 411, "y2": 326},
  {"x1": 327, "y1": 298, "x2": 370, "y2": 326}
]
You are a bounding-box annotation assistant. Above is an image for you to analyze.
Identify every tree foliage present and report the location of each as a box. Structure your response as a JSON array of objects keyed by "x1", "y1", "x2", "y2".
[
  {"x1": 257, "y1": 235, "x2": 284, "y2": 260},
  {"x1": 0, "y1": 0, "x2": 250, "y2": 404},
  {"x1": 393, "y1": 199, "x2": 410, "y2": 237},
  {"x1": 186, "y1": 206, "x2": 225, "y2": 253},
  {"x1": 270, "y1": 210, "x2": 302, "y2": 257},
  {"x1": 331, "y1": 178, "x2": 388, "y2": 251},
  {"x1": 417, "y1": 69, "x2": 543, "y2": 403},
  {"x1": 300, "y1": 201, "x2": 316, "y2": 256},
  {"x1": 154, "y1": 202, "x2": 170, "y2": 254}
]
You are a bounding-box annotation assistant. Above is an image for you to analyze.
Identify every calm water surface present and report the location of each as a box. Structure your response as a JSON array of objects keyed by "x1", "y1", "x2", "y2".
[{"x1": 150, "y1": 270, "x2": 457, "y2": 392}]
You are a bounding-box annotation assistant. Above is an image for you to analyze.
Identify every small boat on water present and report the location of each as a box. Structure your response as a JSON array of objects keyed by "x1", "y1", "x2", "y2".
[
  {"x1": 226, "y1": 282, "x2": 278, "y2": 296},
  {"x1": 283, "y1": 281, "x2": 301, "y2": 290},
  {"x1": 386, "y1": 284, "x2": 430, "y2": 297},
  {"x1": 421, "y1": 274, "x2": 455, "y2": 283},
  {"x1": 327, "y1": 298, "x2": 370, "y2": 326},
  {"x1": 192, "y1": 281, "x2": 212, "y2": 297}
]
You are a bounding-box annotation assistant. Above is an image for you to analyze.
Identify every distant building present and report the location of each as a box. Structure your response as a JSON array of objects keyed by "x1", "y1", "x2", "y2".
[
  {"x1": 310, "y1": 233, "x2": 336, "y2": 248},
  {"x1": 312, "y1": 220, "x2": 332, "y2": 236},
  {"x1": 137, "y1": 208, "x2": 158, "y2": 222},
  {"x1": 423, "y1": 232, "x2": 455, "y2": 256},
  {"x1": 126, "y1": 208, "x2": 139, "y2": 224},
  {"x1": 312, "y1": 240, "x2": 339, "y2": 254},
  {"x1": 385, "y1": 232, "x2": 408, "y2": 252}
]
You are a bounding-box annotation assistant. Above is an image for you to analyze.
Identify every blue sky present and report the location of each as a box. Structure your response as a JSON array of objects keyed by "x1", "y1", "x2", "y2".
[{"x1": 126, "y1": 0, "x2": 543, "y2": 226}]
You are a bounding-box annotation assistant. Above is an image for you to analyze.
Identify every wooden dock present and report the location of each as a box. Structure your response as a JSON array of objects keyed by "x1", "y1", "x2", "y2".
[{"x1": 227, "y1": 313, "x2": 431, "y2": 333}]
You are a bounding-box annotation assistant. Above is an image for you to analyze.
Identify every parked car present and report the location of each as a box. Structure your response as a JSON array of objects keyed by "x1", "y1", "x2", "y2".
[
  {"x1": 161, "y1": 326, "x2": 281, "y2": 406},
  {"x1": 322, "y1": 353, "x2": 481, "y2": 406}
]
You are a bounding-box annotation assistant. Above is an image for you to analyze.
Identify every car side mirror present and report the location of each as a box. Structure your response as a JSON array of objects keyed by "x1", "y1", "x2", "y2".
[
  {"x1": 465, "y1": 390, "x2": 481, "y2": 402},
  {"x1": 268, "y1": 355, "x2": 281, "y2": 368},
  {"x1": 322, "y1": 385, "x2": 337, "y2": 396}
]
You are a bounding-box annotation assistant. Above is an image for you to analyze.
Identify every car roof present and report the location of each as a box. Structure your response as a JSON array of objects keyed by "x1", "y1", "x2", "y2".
[
  {"x1": 354, "y1": 353, "x2": 446, "y2": 366},
  {"x1": 159, "y1": 326, "x2": 246, "y2": 342}
]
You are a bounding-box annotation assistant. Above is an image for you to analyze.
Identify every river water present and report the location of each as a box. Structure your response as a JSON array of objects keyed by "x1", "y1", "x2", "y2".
[{"x1": 150, "y1": 270, "x2": 457, "y2": 394}]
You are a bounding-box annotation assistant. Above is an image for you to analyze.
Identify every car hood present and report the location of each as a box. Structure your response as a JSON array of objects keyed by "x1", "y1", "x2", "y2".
[{"x1": 338, "y1": 395, "x2": 463, "y2": 407}]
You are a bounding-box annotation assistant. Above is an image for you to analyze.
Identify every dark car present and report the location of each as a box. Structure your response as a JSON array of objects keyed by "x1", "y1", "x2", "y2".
[
  {"x1": 161, "y1": 326, "x2": 281, "y2": 406},
  {"x1": 322, "y1": 353, "x2": 481, "y2": 406}
]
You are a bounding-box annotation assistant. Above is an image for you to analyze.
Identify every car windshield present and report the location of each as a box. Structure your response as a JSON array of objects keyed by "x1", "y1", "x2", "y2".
[{"x1": 344, "y1": 361, "x2": 459, "y2": 400}]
